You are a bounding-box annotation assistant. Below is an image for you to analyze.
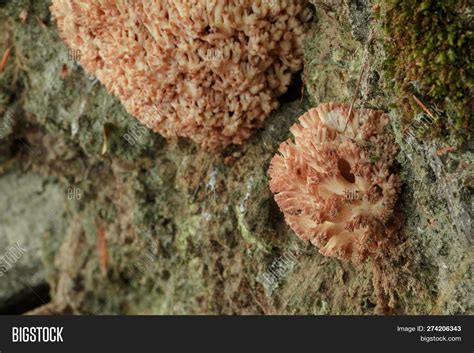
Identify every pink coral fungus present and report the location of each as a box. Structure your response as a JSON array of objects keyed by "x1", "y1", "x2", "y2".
[
  {"x1": 50, "y1": 0, "x2": 312, "y2": 150},
  {"x1": 268, "y1": 103, "x2": 400, "y2": 262}
]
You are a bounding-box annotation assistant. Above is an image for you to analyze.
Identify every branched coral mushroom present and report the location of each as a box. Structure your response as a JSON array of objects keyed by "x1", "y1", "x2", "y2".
[
  {"x1": 268, "y1": 103, "x2": 400, "y2": 262},
  {"x1": 50, "y1": 0, "x2": 312, "y2": 150}
]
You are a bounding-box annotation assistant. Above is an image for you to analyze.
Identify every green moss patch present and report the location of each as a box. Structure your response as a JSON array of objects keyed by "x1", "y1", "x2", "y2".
[{"x1": 382, "y1": 0, "x2": 473, "y2": 144}]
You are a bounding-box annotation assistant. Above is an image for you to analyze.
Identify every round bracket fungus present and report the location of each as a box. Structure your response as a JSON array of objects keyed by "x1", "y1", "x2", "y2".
[
  {"x1": 50, "y1": 0, "x2": 312, "y2": 151},
  {"x1": 268, "y1": 103, "x2": 400, "y2": 262}
]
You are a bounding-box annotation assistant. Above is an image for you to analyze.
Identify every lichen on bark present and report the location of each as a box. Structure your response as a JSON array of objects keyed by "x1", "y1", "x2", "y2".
[{"x1": 0, "y1": 0, "x2": 472, "y2": 315}]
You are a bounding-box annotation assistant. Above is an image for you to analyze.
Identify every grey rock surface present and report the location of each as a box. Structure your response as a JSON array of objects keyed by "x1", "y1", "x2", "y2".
[{"x1": 0, "y1": 171, "x2": 67, "y2": 312}]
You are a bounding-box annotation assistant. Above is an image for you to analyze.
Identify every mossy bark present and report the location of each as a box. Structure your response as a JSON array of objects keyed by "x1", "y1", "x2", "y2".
[{"x1": 0, "y1": 0, "x2": 471, "y2": 314}]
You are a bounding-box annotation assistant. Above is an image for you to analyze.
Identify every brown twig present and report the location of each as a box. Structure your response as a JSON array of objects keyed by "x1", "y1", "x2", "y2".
[
  {"x1": 101, "y1": 124, "x2": 110, "y2": 155},
  {"x1": 412, "y1": 95, "x2": 435, "y2": 119},
  {"x1": 97, "y1": 225, "x2": 109, "y2": 277},
  {"x1": 344, "y1": 30, "x2": 374, "y2": 132},
  {"x1": 34, "y1": 16, "x2": 48, "y2": 30},
  {"x1": 0, "y1": 47, "x2": 11, "y2": 73},
  {"x1": 345, "y1": 60, "x2": 367, "y2": 131}
]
